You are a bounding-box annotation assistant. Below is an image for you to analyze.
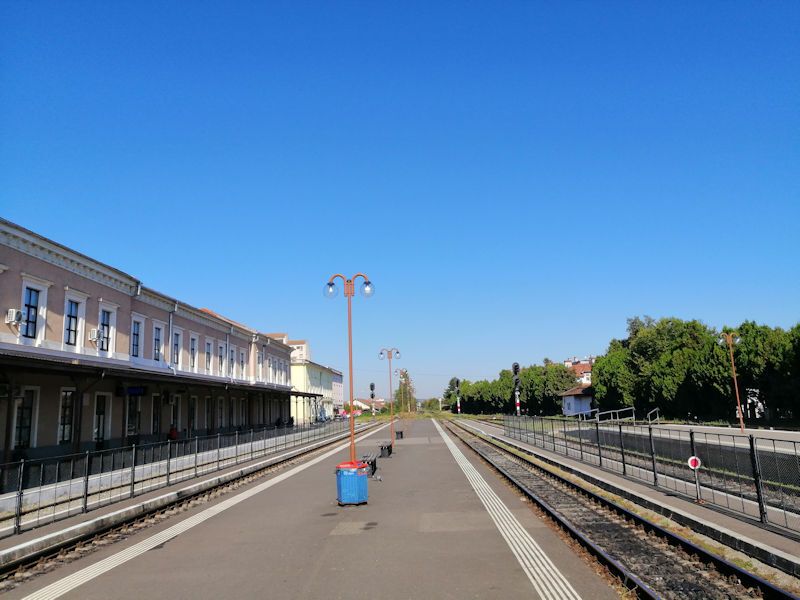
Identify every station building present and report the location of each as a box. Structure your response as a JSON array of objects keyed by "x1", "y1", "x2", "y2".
[{"x1": 0, "y1": 219, "x2": 317, "y2": 462}]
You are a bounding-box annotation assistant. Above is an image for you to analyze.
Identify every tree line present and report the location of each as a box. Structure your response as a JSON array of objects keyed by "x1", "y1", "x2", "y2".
[
  {"x1": 593, "y1": 317, "x2": 799, "y2": 421},
  {"x1": 444, "y1": 317, "x2": 799, "y2": 422},
  {"x1": 442, "y1": 361, "x2": 577, "y2": 415}
]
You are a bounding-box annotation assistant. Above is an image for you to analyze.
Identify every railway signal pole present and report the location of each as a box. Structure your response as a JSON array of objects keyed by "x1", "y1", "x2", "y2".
[{"x1": 512, "y1": 362, "x2": 521, "y2": 416}]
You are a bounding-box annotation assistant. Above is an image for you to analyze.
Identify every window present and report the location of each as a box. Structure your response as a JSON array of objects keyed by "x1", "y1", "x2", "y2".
[
  {"x1": 126, "y1": 396, "x2": 141, "y2": 437},
  {"x1": 188, "y1": 396, "x2": 197, "y2": 434},
  {"x1": 190, "y1": 336, "x2": 197, "y2": 370},
  {"x1": 154, "y1": 327, "x2": 162, "y2": 361},
  {"x1": 171, "y1": 395, "x2": 181, "y2": 430},
  {"x1": 94, "y1": 393, "x2": 110, "y2": 442},
  {"x1": 14, "y1": 389, "x2": 37, "y2": 449},
  {"x1": 152, "y1": 394, "x2": 161, "y2": 434},
  {"x1": 172, "y1": 332, "x2": 181, "y2": 366},
  {"x1": 205, "y1": 396, "x2": 213, "y2": 430},
  {"x1": 131, "y1": 320, "x2": 142, "y2": 357},
  {"x1": 229, "y1": 348, "x2": 235, "y2": 377},
  {"x1": 99, "y1": 310, "x2": 111, "y2": 351},
  {"x1": 258, "y1": 347, "x2": 265, "y2": 381},
  {"x1": 239, "y1": 351, "x2": 245, "y2": 378},
  {"x1": 22, "y1": 287, "x2": 39, "y2": 339},
  {"x1": 217, "y1": 397, "x2": 225, "y2": 428},
  {"x1": 228, "y1": 397, "x2": 235, "y2": 427},
  {"x1": 218, "y1": 345, "x2": 224, "y2": 376},
  {"x1": 58, "y1": 390, "x2": 74, "y2": 444},
  {"x1": 64, "y1": 300, "x2": 79, "y2": 346},
  {"x1": 205, "y1": 342, "x2": 212, "y2": 374},
  {"x1": 96, "y1": 303, "x2": 119, "y2": 353}
]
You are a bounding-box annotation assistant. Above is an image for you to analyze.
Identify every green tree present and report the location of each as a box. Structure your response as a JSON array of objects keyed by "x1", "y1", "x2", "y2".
[
  {"x1": 394, "y1": 369, "x2": 416, "y2": 412},
  {"x1": 734, "y1": 321, "x2": 792, "y2": 418},
  {"x1": 593, "y1": 339, "x2": 634, "y2": 409}
]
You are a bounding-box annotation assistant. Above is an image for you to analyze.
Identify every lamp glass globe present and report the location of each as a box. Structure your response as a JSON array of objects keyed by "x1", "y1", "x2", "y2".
[
  {"x1": 359, "y1": 280, "x2": 375, "y2": 298},
  {"x1": 323, "y1": 282, "x2": 338, "y2": 299}
]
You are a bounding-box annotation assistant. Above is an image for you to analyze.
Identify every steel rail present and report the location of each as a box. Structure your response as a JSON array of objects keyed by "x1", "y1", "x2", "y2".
[{"x1": 447, "y1": 420, "x2": 797, "y2": 600}]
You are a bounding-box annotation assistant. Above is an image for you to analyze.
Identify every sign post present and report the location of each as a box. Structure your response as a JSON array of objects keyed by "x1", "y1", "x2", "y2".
[{"x1": 687, "y1": 455, "x2": 702, "y2": 503}]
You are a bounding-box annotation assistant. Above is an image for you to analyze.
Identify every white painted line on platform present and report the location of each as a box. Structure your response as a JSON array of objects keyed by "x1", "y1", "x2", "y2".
[
  {"x1": 19, "y1": 424, "x2": 388, "y2": 600},
  {"x1": 433, "y1": 419, "x2": 581, "y2": 600}
]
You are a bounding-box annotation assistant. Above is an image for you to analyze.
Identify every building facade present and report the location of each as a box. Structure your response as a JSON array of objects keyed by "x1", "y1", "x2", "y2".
[
  {"x1": 331, "y1": 372, "x2": 343, "y2": 413},
  {"x1": 563, "y1": 356, "x2": 596, "y2": 385},
  {"x1": 560, "y1": 385, "x2": 595, "y2": 416},
  {"x1": 0, "y1": 219, "x2": 315, "y2": 461}
]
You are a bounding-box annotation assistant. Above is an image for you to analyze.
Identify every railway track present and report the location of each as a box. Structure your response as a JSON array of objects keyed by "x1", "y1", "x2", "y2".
[
  {"x1": 0, "y1": 422, "x2": 382, "y2": 591},
  {"x1": 446, "y1": 420, "x2": 798, "y2": 600}
]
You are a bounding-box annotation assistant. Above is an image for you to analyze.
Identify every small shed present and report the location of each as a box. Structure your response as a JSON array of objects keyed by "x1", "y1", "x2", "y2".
[{"x1": 560, "y1": 385, "x2": 594, "y2": 416}]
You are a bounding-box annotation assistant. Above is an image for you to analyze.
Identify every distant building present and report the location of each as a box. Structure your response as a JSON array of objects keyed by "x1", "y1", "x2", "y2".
[
  {"x1": 560, "y1": 385, "x2": 594, "y2": 416},
  {"x1": 268, "y1": 336, "x2": 341, "y2": 423},
  {"x1": 288, "y1": 340, "x2": 310, "y2": 362},
  {"x1": 289, "y1": 358, "x2": 342, "y2": 423},
  {"x1": 563, "y1": 356, "x2": 596, "y2": 385},
  {"x1": 332, "y1": 372, "x2": 343, "y2": 413}
]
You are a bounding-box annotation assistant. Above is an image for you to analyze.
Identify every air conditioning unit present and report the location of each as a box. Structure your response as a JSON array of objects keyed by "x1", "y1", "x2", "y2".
[
  {"x1": 5, "y1": 309, "x2": 22, "y2": 325},
  {"x1": 89, "y1": 328, "x2": 101, "y2": 342}
]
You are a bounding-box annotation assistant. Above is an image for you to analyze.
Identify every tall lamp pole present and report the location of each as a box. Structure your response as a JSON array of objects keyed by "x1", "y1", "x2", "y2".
[
  {"x1": 325, "y1": 273, "x2": 374, "y2": 463},
  {"x1": 379, "y1": 348, "x2": 400, "y2": 450},
  {"x1": 720, "y1": 332, "x2": 745, "y2": 433},
  {"x1": 512, "y1": 362, "x2": 521, "y2": 416}
]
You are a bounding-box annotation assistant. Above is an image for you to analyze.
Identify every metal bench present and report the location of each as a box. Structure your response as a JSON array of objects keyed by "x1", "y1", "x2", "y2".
[
  {"x1": 361, "y1": 452, "x2": 379, "y2": 477},
  {"x1": 395, "y1": 430, "x2": 404, "y2": 440},
  {"x1": 379, "y1": 442, "x2": 392, "y2": 458}
]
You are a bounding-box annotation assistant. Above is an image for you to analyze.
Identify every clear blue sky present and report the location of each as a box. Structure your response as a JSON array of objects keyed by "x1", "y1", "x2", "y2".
[{"x1": 2, "y1": 2, "x2": 798, "y2": 399}]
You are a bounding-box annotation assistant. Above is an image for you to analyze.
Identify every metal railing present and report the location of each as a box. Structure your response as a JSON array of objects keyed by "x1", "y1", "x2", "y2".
[
  {"x1": 503, "y1": 415, "x2": 800, "y2": 534},
  {"x1": 597, "y1": 407, "x2": 636, "y2": 422},
  {"x1": 0, "y1": 420, "x2": 350, "y2": 539}
]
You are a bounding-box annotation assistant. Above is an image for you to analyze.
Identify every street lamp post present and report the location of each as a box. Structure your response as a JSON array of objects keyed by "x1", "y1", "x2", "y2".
[
  {"x1": 720, "y1": 332, "x2": 745, "y2": 433},
  {"x1": 325, "y1": 273, "x2": 374, "y2": 463},
  {"x1": 454, "y1": 378, "x2": 461, "y2": 414},
  {"x1": 512, "y1": 362, "x2": 521, "y2": 417},
  {"x1": 379, "y1": 348, "x2": 400, "y2": 450}
]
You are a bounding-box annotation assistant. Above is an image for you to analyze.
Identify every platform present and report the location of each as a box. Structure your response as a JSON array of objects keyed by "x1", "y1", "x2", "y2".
[{"x1": 4, "y1": 419, "x2": 617, "y2": 600}]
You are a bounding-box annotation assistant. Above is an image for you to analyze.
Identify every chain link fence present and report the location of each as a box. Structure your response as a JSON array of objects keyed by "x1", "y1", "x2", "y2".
[{"x1": 503, "y1": 415, "x2": 800, "y2": 534}]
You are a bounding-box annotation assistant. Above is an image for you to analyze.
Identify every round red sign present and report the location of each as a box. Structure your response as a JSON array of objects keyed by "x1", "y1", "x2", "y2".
[{"x1": 687, "y1": 456, "x2": 701, "y2": 470}]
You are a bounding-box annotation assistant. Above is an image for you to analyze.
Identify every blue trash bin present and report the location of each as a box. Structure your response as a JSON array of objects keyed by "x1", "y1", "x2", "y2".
[{"x1": 336, "y1": 461, "x2": 369, "y2": 505}]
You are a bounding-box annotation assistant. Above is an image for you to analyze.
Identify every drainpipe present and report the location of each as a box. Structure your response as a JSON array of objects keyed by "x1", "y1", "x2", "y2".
[
  {"x1": 167, "y1": 301, "x2": 177, "y2": 376},
  {"x1": 226, "y1": 328, "x2": 233, "y2": 383},
  {"x1": 252, "y1": 334, "x2": 258, "y2": 384}
]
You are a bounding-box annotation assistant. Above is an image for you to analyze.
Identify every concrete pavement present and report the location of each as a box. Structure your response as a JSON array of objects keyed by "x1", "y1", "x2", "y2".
[{"x1": 6, "y1": 419, "x2": 618, "y2": 600}]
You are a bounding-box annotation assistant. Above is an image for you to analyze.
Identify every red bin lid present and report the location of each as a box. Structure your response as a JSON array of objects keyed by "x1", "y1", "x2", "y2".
[{"x1": 337, "y1": 461, "x2": 367, "y2": 469}]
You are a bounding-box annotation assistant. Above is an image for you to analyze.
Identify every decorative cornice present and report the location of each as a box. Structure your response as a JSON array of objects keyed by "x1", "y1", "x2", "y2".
[
  {"x1": 136, "y1": 289, "x2": 175, "y2": 313},
  {"x1": 1, "y1": 223, "x2": 138, "y2": 295}
]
